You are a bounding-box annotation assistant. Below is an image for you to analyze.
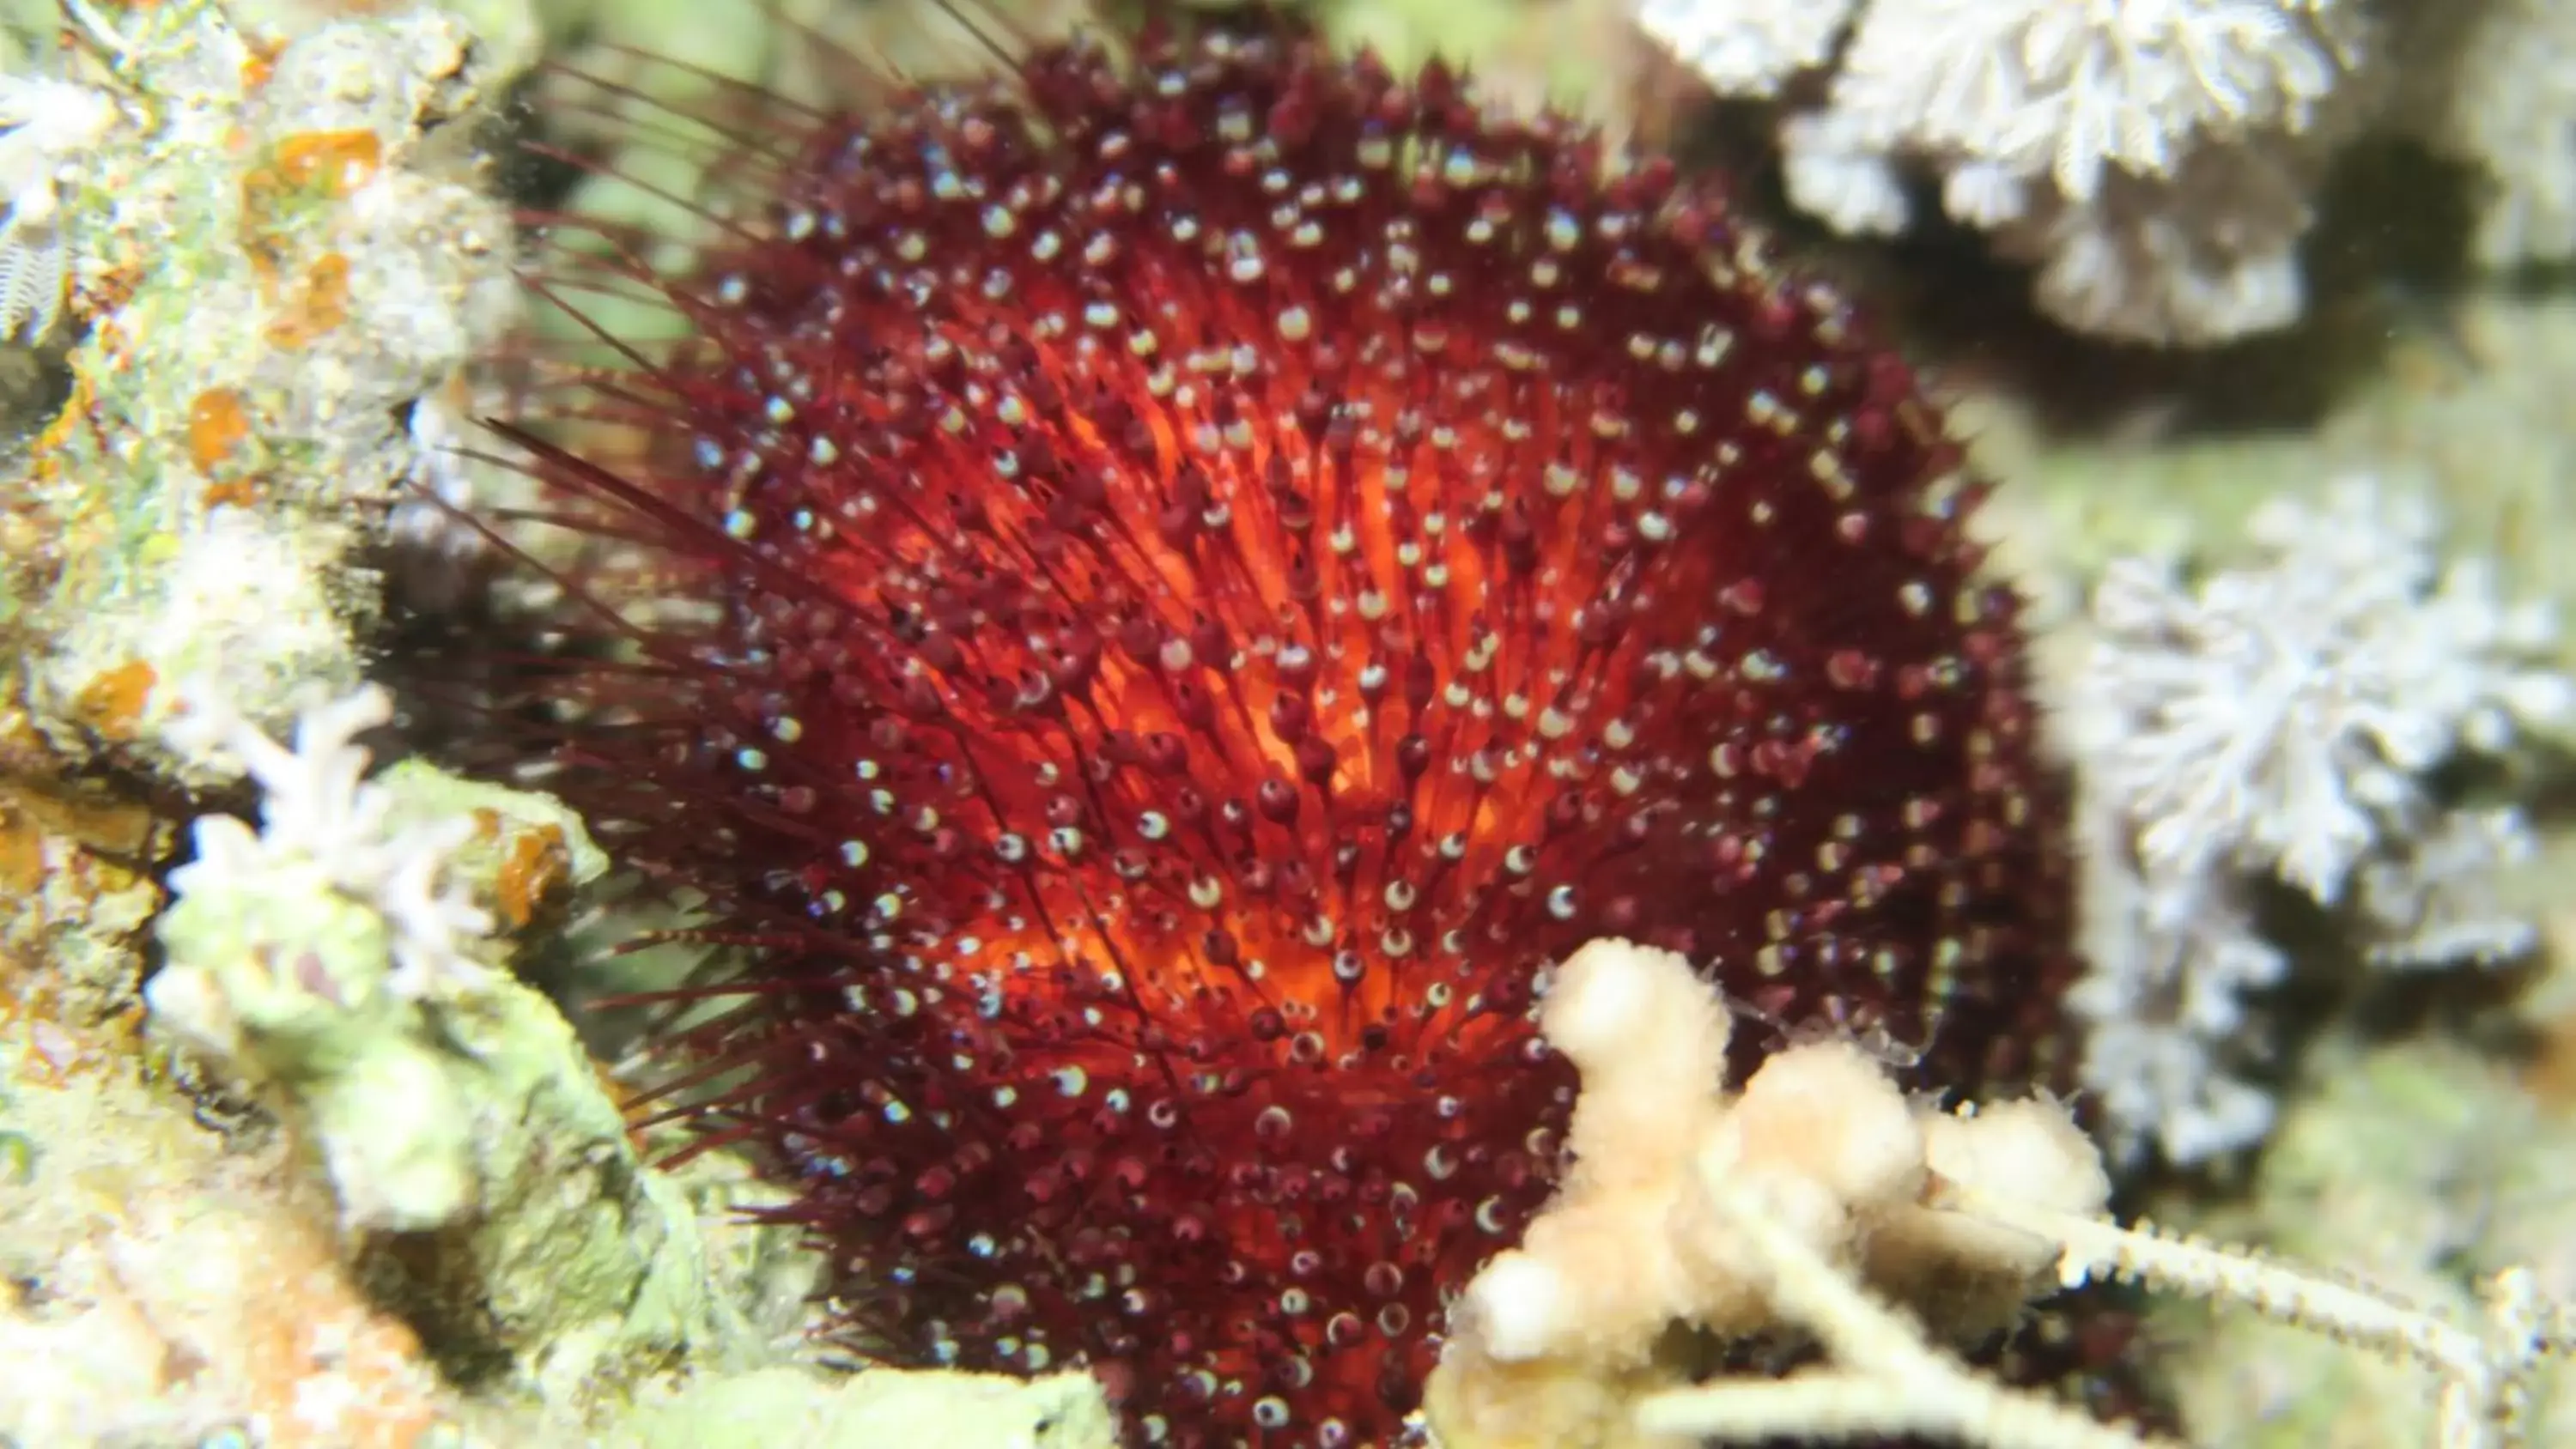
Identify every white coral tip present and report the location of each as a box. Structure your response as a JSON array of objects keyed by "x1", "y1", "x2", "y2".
[
  {"x1": 1539, "y1": 939, "x2": 1652, "y2": 1059},
  {"x1": 1458, "y1": 1252, "x2": 1565, "y2": 1363}
]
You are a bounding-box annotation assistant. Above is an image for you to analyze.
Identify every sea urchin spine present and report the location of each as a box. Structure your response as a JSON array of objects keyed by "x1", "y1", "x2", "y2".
[{"x1": 497, "y1": 12, "x2": 2080, "y2": 1446}]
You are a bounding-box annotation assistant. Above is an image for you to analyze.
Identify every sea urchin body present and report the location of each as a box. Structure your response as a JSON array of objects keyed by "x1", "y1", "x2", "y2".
[{"x1": 506, "y1": 15, "x2": 2078, "y2": 1447}]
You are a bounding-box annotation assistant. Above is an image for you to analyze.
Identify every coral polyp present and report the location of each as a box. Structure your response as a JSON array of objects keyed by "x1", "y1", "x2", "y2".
[{"x1": 501, "y1": 12, "x2": 2079, "y2": 1446}]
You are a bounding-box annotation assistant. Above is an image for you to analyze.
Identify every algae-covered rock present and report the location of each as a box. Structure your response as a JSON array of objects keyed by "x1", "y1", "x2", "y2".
[
  {"x1": 146, "y1": 687, "x2": 765, "y2": 1407},
  {"x1": 2154, "y1": 1038, "x2": 2576, "y2": 1446},
  {"x1": 609, "y1": 1365, "x2": 1119, "y2": 1449},
  {"x1": 3, "y1": 0, "x2": 530, "y2": 784}
]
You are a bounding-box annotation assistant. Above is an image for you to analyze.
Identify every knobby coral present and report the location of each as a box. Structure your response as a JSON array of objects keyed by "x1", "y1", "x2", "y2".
[{"x1": 1425, "y1": 937, "x2": 2117, "y2": 1449}]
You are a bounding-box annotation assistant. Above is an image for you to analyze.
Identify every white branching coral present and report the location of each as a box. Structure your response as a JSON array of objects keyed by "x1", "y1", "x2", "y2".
[
  {"x1": 1835, "y1": 1, "x2": 2355, "y2": 202},
  {"x1": 1635, "y1": 0, "x2": 2375, "y2": 343},
  {"x1": 1635, "y1": 0, "x2": 1852, "y2": 96},
  {"x1": 2077, "y1": 479, "x2": 2567, "y2": 900},
  {"x1": 161, "y1": 679, "x2": 495, "y2": 1003},
  {"x1": 1424, "y1": 940, "x2": 2575, "y2": 1449},
  {"x1": 2352, "y1": 806, "x2": 2541, "y2": 971},
  {"x1": 2065, "y1": 818, "x2": 2287, "y2": 1167},
  {"x1": 2061, "y1": 476, "x2": 2571, "y2": 1165},
  {"x1": 2404, "y1": 0, "x2": 2576, "y2": 269}
]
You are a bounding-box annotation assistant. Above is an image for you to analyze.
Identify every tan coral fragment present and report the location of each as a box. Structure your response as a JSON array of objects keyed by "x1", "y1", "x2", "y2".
[{"x1": 1423, "y1": 938, "x2": 2111, "y2": 1449}]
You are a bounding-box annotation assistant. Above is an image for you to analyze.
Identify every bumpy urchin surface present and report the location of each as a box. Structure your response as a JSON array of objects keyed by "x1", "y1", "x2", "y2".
[{"x1": 495, "y1": 12, "x2": 2081, "y2": 1446}]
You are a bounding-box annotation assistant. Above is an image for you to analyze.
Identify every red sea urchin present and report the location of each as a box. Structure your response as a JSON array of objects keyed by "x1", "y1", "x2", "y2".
[{"x1": 498, "y1": 9, "x2": 2081, "y2": 1446}]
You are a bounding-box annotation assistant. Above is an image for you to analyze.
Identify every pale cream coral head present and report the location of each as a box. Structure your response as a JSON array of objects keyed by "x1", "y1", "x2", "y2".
[{"x1": 1431, "y1": 937, "x2": 2119, "y2": 1448}]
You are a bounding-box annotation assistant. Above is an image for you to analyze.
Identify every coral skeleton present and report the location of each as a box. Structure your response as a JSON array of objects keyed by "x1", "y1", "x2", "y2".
[
  {"x1": 2058, "y1": 476, "x2": 2571, "y2": 1165},
  {"x1": 1422, "y1": 939, "x2": 2574, "y2": 1449}
]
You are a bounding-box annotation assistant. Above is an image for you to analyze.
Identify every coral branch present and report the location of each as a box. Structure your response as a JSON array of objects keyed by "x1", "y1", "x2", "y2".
[
  {"x1": 1424, "y1": 937, "x2": 2574, "y2": 1449},
  {"x1": 164, "y1": 677, "x2": 495, "y2": 1002},
  {"x1": 1635, "y1": 1173, "x2": 2166, "y2": 1448},
  {"x1": 1940, "y1": 1185, "x2": 2574, "y2": 1449},
  {"x1": 1423, "y1": 938, "x2": 2116, "y2": 1449}
]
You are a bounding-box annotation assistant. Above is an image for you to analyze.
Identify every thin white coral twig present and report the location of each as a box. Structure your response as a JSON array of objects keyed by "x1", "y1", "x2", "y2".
[{"x1": 167, "y1": 680, "x2": 495, "y2": 999}]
